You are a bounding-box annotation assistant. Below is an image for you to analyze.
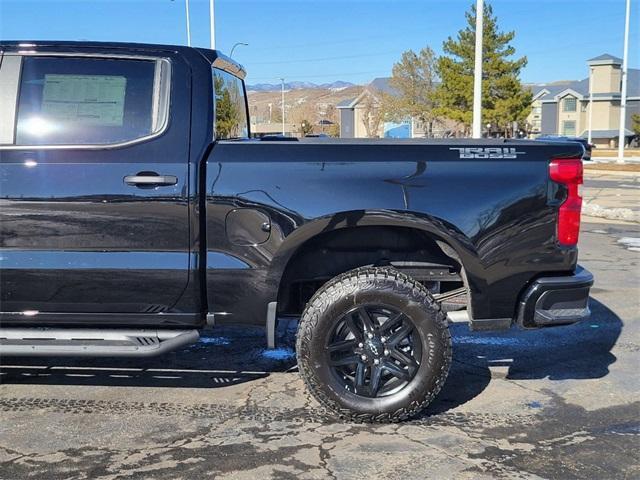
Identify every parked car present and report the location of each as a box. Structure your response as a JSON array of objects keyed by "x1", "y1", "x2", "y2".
[
  {"x1": 0, "y1": 41, "x2": 593, "y2": 422},
  {"x1": 536, "y1": 135, "x2": 593, "y2": 161}
]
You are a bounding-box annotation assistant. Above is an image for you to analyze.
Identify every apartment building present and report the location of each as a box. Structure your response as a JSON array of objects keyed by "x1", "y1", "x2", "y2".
[{"x1": 528, "y1": 54, "x2": 639, "y2": 147}]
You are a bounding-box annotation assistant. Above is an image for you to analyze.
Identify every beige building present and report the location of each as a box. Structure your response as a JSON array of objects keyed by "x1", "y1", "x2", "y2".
[
  {"x1": 337, "y1": 78, "x2": 392, "y2": 138},
  {"x1": 528, "y1": 54, "x2": 639, "y2": 147},
  {"x1": 337, "y1": 78, "x2": 458, "y2": 139},
  {"x1": 251, "y1": 122, "x2": 297, "y2": 137}
]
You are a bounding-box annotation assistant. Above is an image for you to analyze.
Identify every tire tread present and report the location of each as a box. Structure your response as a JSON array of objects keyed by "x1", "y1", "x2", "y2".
[{"x1": 296, "y1": 266, "x2": 452, "y2": 423}]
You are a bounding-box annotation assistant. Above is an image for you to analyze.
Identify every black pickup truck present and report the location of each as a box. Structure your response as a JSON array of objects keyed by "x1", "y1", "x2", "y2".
[{"x1": 0, "y1": 42, "x2": 593, "y2": 421}]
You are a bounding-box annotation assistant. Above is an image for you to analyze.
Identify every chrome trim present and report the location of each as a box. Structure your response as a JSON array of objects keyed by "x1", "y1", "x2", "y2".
[
  {"x1": 213, "y1": 55, "x2": 246, "y2": 79},
  {"x1": 12, "y1": 51, "x2": 166, "y2": 61},
  {"x1": 0, "y1": 56, "x2": 21, "y2": 145},
  {"x1": 0, "y1": 53, "x2": 172, "y2": 151},
  {"x1": 266, "y1": 301, "x2": 277, "y2": 348},
  {"x1": 124, "y1": 174, "x2": 178, "y2": 186}
]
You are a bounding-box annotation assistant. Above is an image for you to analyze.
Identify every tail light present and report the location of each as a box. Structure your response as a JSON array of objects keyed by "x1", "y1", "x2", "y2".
[{"x1": 549, "y1": 158, "x2": 583, "y2": 246}]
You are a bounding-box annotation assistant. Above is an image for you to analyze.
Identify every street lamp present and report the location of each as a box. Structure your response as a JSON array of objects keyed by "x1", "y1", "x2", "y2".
[
  {"x1": 617, "y1": 0, "x2": 631, "y2": 164},
  {"x1": 209, "y1": 0, "x2": 215, "y2": 49},
  {"x1": 184, "y1": 0, "x2": 192, "y2": 46},
  {"x1": 587, "y1": 66, "x2": 594, "y2": 146},
  {"x1": 230, "y1": 42, "x2": 248, "y2": 57},
  {"x1": 472, "y1": 0, "x2": 484, "y2": 138},
  {"x1": 170, "y1": 1, "x2": 192, "y2": 46},
  {"x1": 280, "y1": 78, "x2": 286, "y2": 136}
]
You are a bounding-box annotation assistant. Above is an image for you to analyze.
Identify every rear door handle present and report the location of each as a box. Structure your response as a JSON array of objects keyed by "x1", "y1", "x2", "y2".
[{"x1": 124, "y1": 174, "x2": 178, "y2": 187}]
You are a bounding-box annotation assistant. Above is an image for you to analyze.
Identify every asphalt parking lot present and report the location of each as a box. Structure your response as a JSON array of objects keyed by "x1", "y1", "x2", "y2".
[{"x1": 1, "y1": 219, "x2": 639, "y2": 479}]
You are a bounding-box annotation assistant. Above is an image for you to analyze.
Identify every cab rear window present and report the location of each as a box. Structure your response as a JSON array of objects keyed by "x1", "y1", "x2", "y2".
[{"x1": 15, "y1": 56, "x2": 168, "y2": 146}]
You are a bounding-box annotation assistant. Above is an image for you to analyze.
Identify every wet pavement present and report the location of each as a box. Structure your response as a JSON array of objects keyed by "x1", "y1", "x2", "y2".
[
  {"x1": 583, "y1": 171, "x2": 640, "y2": 222},
  {"x1": 1, "y1": 220, "x2": 639, "y2": 479}
]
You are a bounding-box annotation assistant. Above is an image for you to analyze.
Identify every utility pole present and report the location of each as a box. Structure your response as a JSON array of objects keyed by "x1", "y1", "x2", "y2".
[
  {"x1": 472, "y1": 0, "x2": 484, "y2": 139},
  {"x1": 617, "y1": 0, "x2": 631, "y2": 164},
  {"x1": 281, "y1": 78, "x2": 286, "y2": 136},
  {"x1": 209, "y1": 0, "x2": 216, "y2": 49},
  {"x1": 184, "y1": 0, "x2": 191, "y2": 47},
  {"x1": 587, "y1": 67, "x2": 594, "y2": 145}
]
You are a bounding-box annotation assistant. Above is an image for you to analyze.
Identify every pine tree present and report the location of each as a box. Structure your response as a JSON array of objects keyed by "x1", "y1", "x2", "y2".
[
  {"x1": 632, "y1": 113, "x2": 640, "y2": 136},
  {"x1": 434, "y1": 2, "x2": 532, "y2": 136}
]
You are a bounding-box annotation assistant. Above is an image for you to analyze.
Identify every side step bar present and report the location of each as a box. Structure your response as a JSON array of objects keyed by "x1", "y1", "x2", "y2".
[{"x1": 0, "y1": 328, "x2": 199, "y2": 357}]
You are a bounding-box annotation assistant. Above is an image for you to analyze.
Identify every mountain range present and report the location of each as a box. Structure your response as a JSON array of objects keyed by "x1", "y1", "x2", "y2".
[{"x1": 247, "y1": 80, "x2": 356, "y2": 92}]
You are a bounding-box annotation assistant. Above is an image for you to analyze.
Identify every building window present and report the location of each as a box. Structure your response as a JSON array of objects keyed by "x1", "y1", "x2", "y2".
[
  {"x1": 562, "y1": 120, "x2": 576, "y2": 136},
  {"x1": 563, "y1": 97, "x2": 577, "y2": 112}
]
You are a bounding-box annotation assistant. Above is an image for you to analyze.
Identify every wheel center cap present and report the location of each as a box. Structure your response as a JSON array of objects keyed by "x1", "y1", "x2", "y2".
[{"x1": 365, "y1": 337, "x2": 383, "y2": 357}]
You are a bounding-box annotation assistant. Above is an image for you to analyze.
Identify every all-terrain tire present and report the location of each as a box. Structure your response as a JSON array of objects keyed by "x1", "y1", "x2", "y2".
[{"x1": 296, "y1": 266, "x2": 452, "y2": 422}]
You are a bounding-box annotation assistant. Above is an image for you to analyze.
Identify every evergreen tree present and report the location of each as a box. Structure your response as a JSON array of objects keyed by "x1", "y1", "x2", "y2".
[
  {"x1": 434, "y1": 2, "x2": 532, "y2": 136},
  {"x1": 632, "y1": 113, "x2": 640, "y2": 136}
]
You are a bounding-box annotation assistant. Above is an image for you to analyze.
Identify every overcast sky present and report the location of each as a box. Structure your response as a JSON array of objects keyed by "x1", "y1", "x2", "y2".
[{"x1": 1, "y1": 0, "x2": 638, "y2": 85}]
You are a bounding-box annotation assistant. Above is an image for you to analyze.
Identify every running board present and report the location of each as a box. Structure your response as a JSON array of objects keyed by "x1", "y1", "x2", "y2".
[{"x1": 0, "y1": 328, "x2": 199, "y2": 357}]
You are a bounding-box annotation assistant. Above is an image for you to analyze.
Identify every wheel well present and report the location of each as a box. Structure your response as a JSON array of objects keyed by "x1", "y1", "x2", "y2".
[{"x1": 277, "y1": 225, "x2": 465, "y2": 315}]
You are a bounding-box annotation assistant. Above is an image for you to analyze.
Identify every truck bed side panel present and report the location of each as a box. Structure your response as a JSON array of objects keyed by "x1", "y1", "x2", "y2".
[{"x1": 205, "y1": 140, "x2": 580, "y2": 325}]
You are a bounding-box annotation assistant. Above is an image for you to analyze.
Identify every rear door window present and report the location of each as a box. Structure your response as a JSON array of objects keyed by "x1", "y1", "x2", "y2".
[
  {"x1": 15, "y1": 56, "x2": 169, "y2": 146},
  {"x1": 213, "y1": 68, "x2": 248, "y2": 139}
]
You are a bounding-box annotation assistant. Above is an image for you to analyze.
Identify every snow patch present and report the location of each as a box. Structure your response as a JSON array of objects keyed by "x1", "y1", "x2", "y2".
[
  {"x1": 618, "y1": 237, "x2": 640, "y2": 252},
  {"x1": 261, "y1": 347, "x2": 295, "y2": 360},
  {"x1": 199, "y1": 336, "x2": 231, "y2": 346},
  {"x1": 583, "y1": 203, "x2": 639, "y2": 223},
  {"x1": 454, "y1": 335, "x2": 525, "y2": 346}
]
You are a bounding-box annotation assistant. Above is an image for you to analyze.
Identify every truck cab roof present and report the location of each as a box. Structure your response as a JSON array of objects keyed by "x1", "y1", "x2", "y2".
[{"x1": 0, "y1": 40, "x2": 246, "y2": 78}]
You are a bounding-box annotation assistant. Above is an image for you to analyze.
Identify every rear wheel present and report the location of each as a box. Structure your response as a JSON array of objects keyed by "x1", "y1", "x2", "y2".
[{"x1": 296, "y1": 267, "x2": 451, "y2": 422}]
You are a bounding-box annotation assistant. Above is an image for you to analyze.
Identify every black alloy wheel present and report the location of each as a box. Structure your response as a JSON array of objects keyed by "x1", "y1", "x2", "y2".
[
  {"x1": 296, "y1": 267, "x2": 452, "y2": 422},
  {"x1": 326, "y1": 305, "x2": 421, "y2": 398}
]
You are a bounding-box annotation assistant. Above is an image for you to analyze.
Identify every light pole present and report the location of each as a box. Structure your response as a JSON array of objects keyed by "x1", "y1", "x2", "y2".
[
  {"x1": 230, "y1": 42, "x2": 248, "y2": 57},
  {"x1": 209, "y1": 0, "x2": 216, "y2": 49},
  {"x1": 170, "y1": 0, "x2": 191, "y2": 46},
  {"x1": 281, "y1": 78, "x2": 285, "y2": 136},
  {"x1": 184, "y1": 0, "x2": 192, "y2": 47},
  {"x1": 472, "y1": 0, "x2": 484, "y2": 139},
  {"x1": 617, "y1": 0, "x2": 631, "y2": 164},
  {"x1": 587, "y1": 67, "x2": 594, "y2": 145}
]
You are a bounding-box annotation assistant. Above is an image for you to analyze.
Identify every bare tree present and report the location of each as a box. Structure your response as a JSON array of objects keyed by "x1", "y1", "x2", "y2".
[
  {"x1": 387, "y1": 47, "x2": 439, "y2": 137},
  {"x1": 361, "y1": 93, "x2": 385, "y2": 138}
]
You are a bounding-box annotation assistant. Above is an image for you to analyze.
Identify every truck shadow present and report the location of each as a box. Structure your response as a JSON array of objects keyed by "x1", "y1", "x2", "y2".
[
  {"x1": 0, "y1": 323, "x2": 298, "y2": 389},
  {"x1": 0, "y1": 299, "x2": 622, "y2": 416},
  {"x1": 426, "y1": 297, "x2": 622, "y2": 414}
]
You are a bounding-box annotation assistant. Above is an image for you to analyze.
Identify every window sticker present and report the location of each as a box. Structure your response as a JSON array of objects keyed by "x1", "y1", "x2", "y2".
[{"x1": 42, "y1": 74, "x2": 127, "y2": 126}]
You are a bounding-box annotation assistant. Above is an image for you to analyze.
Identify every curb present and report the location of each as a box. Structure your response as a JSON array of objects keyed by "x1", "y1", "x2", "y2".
[
  {"x1": 583, "y1": 202, "x2": 640, "y2": 224},
  {"x1": 591, "y1": 157, "x2": 640, "y2": 163},
  {"x1": 584, "y1": 169, "x2": 640, "y2": 178}
]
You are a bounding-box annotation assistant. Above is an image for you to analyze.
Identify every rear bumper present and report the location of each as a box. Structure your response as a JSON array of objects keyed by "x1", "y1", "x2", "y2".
[{"x1": 516, "y1": 266, "x2": 594, "y2": 328}]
